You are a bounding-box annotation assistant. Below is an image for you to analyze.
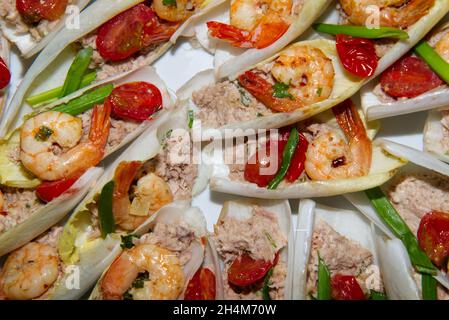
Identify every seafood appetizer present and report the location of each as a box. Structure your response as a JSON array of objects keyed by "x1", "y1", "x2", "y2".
[
  {"x1": 2, "y1": 0, "x2": 220, "y2": 136},
  {"x1": 0, "y1": 0, "x2": 90, "y2": 58},
  {"x1": 194, "y1": 0, "x2": 333, "y2": 78},
  {"x1": 88, "y1": 203, "x2": 222, "y2": 300},
  {"x1": 346, "y1": 140, "x2": 449, "y2": 300},
  {"x1": 212, "y1": 199, "x2": 293, "y2": 300},
  {"x1": 0, "y1": 35, "x2": 10, "y2": 116},
  {"x1": 293, "y1": 199, "x2": 387, "y2": 300},
  {"x1": 0, "y1": 66, "x2": 173, "y2": 256},
  {"x1": 11, "y1": 107, "x2": 208, "y2": 299},
  {"x1": 205, "y1": 99, "x2": 405, "y2": 199},
  {"x1": 312, "y1": 0, "x2": 449, "y2": 84},
  {"x1": 361, "y1": 19, "x2": 449, "y2": 120},
  {"x1": 178, "y1": 39, "x2": 367, "y2": 139}
]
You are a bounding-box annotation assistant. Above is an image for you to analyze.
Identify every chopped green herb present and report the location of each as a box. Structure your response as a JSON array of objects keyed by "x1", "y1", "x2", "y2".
[
  {"x1": 59, "y1": 47, "x2": 94, "y2": 98},
  {"x1": 257, "y1": 113, "x2": 263, "y2": 117},
  {"x1": 163, "y1": 0, "x2": 176, "y2": 5},
  {"x1": 188, "y1": 109, "x2": 194, "y2": 129},
  {"x1": 34, "y1": 126, "x2": 54, "y2": 141},
  {"x1": 422, "y1": 274, "x2": 437, "y2": 300},
  {"x1": 317, "y1": 255, "x2": 331, "y2": 300},
  {"x1": 123, "y1": 292, "x2": 133, "y2": 300},
  {"x1": 165, "y1": 129, "x2": 173, "y2": 138},
  {"x1": 264, "y1": 231, "x2": 277, "y2": 249},
  {"x1": 25, "y1": 204, "x2": 31, "y2": 209},
  {"x1": 121, "y1": 234, "x2": 138, "y2": 249},
  {"x1": 262, "y1": 268, "x2": 274, "y2": 300},
  {"x1": 316, "y1": 87, "x2": 322, "y2": 96},
  {"x1": 369, "y1": 290, "x2": 387, "y2": 300},
  {"x1": 235, "y1": 83, "x2": 251, "y2": 106},
  {"x1": 272, "y1": 82, "x2": 294, "y2": 100},
  {"x1": 132, "y1": 272, "x2": 149, "y2": 289},
  {"x1": 98, "y1": 181, "x2": 116, "y2": 238}
]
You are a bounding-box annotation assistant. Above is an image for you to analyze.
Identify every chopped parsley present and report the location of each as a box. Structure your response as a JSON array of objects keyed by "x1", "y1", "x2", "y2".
[
  {"x1": 163, "y1": 0, "x2": 176, "y2": 6},
  {"x1": 188, "y1": 109, "x2": 194, "y2": 129},
  {"x1": 264, "y1": 231, "x2": 277, "y2": 248},
  {"x1": 165, "y1": 129, "x2": 173, "y2": 138},
  {"x1": 123, "y1": 292, "x2": 133, "y2": 300},
  {"x1": 272, "y1": 82, "x2": 294, "y2": 100},
  {"x1": 316, "y1": 87, "x2": 323, "y2": 97},
  {"x1": 120, "y1": 234, "x2": 138, "y2": 249},
  {"x1": 132, "y1": 272, "x2": 150, "y2": 289},
  {"x1": 34, "y1": 126, "x2": 54, "y2": 141},
  {"x1": 235, "y1": 83, "x2": 252, "y2": 107},
  {"x1": 369, "y1": 290, "x2": 387, "y2": 300},
  {"x1": 257, "y1": 113, "x2": 263, "y2": 117}
]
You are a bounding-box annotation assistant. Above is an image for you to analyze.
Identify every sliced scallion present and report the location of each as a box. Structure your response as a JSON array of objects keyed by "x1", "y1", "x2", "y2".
[
  {"x1": 98, "y1": 181, "x2": 116, "y2": 239},
  {"x1": 422, "y1": 274, "x2": 437, "y2": 300},
  {"x1": 317, "y1": 255, "x2": 331, "y2": 300},
  {"x1": 414, "y1": 41, "x2": 449, "y2": 85},
  {"x1": 313, "y1": 23, "x2": 409, "y2": 39},
  {"x1": 59, "y1": 47, "x2": 93, "y2": 98}
]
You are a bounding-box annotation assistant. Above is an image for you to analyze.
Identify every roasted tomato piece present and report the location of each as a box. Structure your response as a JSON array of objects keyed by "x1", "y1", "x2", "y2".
[
  {"x1": 418, "y1": 211, "x2": 449, "y2": 268},
  {"x1": 184, "y1": 267, "x2": 216, "y2": 300},
  {"x1": 105, "y1": 82, "x2": 163, "y2": 122},
  {"x1": 0, "y1": 57, "x2": 11, "y2": 90},
  {"x1": 227, "y1": 253, "x2": 277, "y2": 287},
  {"x1": 16, "y1": 0, "x2": 68, "y2": 24},
  {"x1": 331, "y1": 274, "x2": 366, "y2": 300},
  {"x1": 36, "y1": 177, "x2": 78, "y2": 203},
  {"x1": 380, "y1": 55, "x2": 444, "y2": 98},
  {"x1": 336, "y1": 34, "x2": 378, "y2": 78}
]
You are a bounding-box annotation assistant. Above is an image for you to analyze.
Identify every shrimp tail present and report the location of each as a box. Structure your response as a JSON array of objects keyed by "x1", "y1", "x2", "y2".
[
  {"x1": 332, "y1": 99, "x2": 368, "y2": 142},
  {"x1": 89, "y1": 103, "x2": 111, "y2": 150},
  {"x1": 113, "y1": 161, "x2": 142, "y2": 196},
  {"x1": 237, "y1": 71, "x2": 302, "y2": 112},
  {"x1": 207, "y1": 21, "x2": 254, "y2": 48}
]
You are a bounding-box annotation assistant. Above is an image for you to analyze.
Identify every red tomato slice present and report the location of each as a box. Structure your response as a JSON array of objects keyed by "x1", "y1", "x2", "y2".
[
  {"x1": 16, "y1": 0, "x2": 67, "y2": 23},
  {"x1": 285, "y1": 133, "x2": 308, "y2": 182},
  {"x1": 336, "y1": 34, "x2": 378, "y2": 78},
  {"x1": 418, "y1": 211, "x2": 449, "y2": 268},
  {"x1": 35, "y1": 177, "x2": 78, "y2": 203},
  {"x1": 0, "y1": 57, "x2": 10, "y2": 90},
  {"x1": 331, "y1": 274, "x2": 366, "y2": 300},
  {"x1": 227, "y1": 253, "x2": 277, "y2": 287},
  {"x1": 184, "y1": 268, "x2": 216, "y2": 300},
  {"x1": 105, "y1": 82, "x2": 163, "y2": 122},
  {"x1": 380, "y1": 56, "x2": 444, "y2": 98}
]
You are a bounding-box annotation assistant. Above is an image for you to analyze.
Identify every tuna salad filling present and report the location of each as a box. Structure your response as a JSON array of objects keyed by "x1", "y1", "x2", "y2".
[
  {"x1": 437, "y1": 110, "x2": 449, "y2": 153},
  {"x1": 0, "y1": 0, "x2": 73, "y2": 42},
  {"x1": 0, "y1": 226, "x2": 64, "y2": 300},
  {"x1": 214, "y1": 206, "x2": 287, "y2": 300},
  {"x1": 306, "y1": 221, "x2": 383, "y2": 299},
  {"x1": 192, "y1": 81, "x2": 272, "y2": 128}
]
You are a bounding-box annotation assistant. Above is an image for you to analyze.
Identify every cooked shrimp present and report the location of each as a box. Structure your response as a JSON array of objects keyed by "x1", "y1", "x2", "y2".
[
  {"x1": 152, "y1": 0, "x2": 200, "y2": 22},
  {"x1": 20, "y1": 104, "x2": 111, "y2": 181},
  {"x1": 112, "y1": 161, "x2": 173, "y2": 231},
  {"x1": 207, "y1": 0, "x2": 292, "y2": 48},
  {"x1": 0, "y1": 243, "x2": 59, "y2": 300},
  {"x1": 304, "y1": 99, "x2": 372, "y2": 180},
  {"x1": 339, "y1": 0, "x2": 434, "y2": 29},
  {"x1": 0, "y1": 190, "x2": 4, "y2": 213},
  {"x1": 100, "y1": 244, "x2": 184, "y2": 300},
  {"x1": 237, "y1": 46, "x2": 334, "y2": 112}
]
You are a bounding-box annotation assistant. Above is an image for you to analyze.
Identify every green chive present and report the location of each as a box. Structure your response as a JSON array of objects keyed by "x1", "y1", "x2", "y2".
[
  {"x1": 365, "y1": 187, "x2": 437, "y2": 275},
  {"x1": 422, "y1": 274, "x2": 437, "y2": 300},
  {"x1": 272, "y1": 82, "x2": 294, "y2": 100},
  {"x1": 34, "y1": 126, "x2": 53, "y2": 141},
  {"x1": 313, "y1": 23, "x2": 409, "y2": 39},
  {"x1": 188, "y1": 109, "x2": 194, "y2": 129},
  {"x1": 317, "y1": 255, "x2": 331, "y2": 300},
  {"x1": 98, "y1": 181, "x2": 116, "y2": 239},
  {"x1": 369, "y1": 290, "x2": 388, "y2": 300},
  {"x1": 414, "y1": 41, "x2": 449, "y2": 85},
  {"x1": 27, "y1": 71, "x2": 97, "y2": 107},
  {"x1": 264, "y1": 231, "x2": 277, "y2": 249},
  {"x1": 59, "y1": 47, "x2": 94, "y2": 98},
  {"x1": 267, "y1": 127, "x2": 300, "y2": 189},
  {"x1": 262, "y1": 268, "x2": 274, "y2": 300},
  {"x1": 52, "y1": 84, "x2": 114, "y2": 116}
]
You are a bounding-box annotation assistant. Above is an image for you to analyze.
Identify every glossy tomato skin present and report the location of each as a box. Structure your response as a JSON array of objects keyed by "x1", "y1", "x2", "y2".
[
  {"x1": 16, "y1": 0, "x2": 68, "y2": 23},
  {"x1": 184, "y1": 268, "x2": 216, "y2": 300},
  {"x1": 227, "y1": 253, "x2": 277, "y2": 287},
  {"x1": 0, "y1": 57, "x2": 11, "y2": 90},
  {"x1": 285, "y1": 133, "x2": 308, "y2": 182},
  {"x1": 336, "y1": 34, "x2": 378, "y2": 78},
  {"x1": 331, "y1": 274, "x2": 366, "y2": 300},
  {"x1": 35, "y1": 177, "x2": 78, "y2": 203},
  {"x1": 380, "y1": 56, "x2": 444, "y2": 98},
  {"x1": 105, "y1": 82, "x2": 163, "y2": 122},
  {"x1": 418, "y1": 211, "x2": 449, "y2": 268}
]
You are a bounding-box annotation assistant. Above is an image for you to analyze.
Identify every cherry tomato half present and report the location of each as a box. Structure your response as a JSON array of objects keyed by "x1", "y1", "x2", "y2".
[
  {"x1": 418, "y1": 211, "x2": 449, "y2": 268},
  {"x1": 331, "y1": 274, "x2": 366, "y2": 300},
  {"x1": 244, "y1": 141, "x2": 284, "y2": 187},
  {"x1": 380, "y1": 55, "x2": 444, "y2": 98},
  {"x1": 105, "y1": 82, "x2": 163, "y2": 122},
  {"x1": 16, "y1": 0, "x2": 68, "y2": 24},
  {"x1": 285, "y1": 133, "x2": 308, "y2": 182},
  {"x1": 36, "y1": 177, "x2": 78, "y2": 203},
  {"x1": 336, "y1": 34, "x2": 378, "y2": 78},
  {"x1": 227, "y1": 253, "x2": 277, "y2": 287},
  {"x1": 0, "y1": 57, "x2": 11, "y2": 90},
  {"x1": 184, "y1": 268, "x2": 216, "y2": 300}
]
